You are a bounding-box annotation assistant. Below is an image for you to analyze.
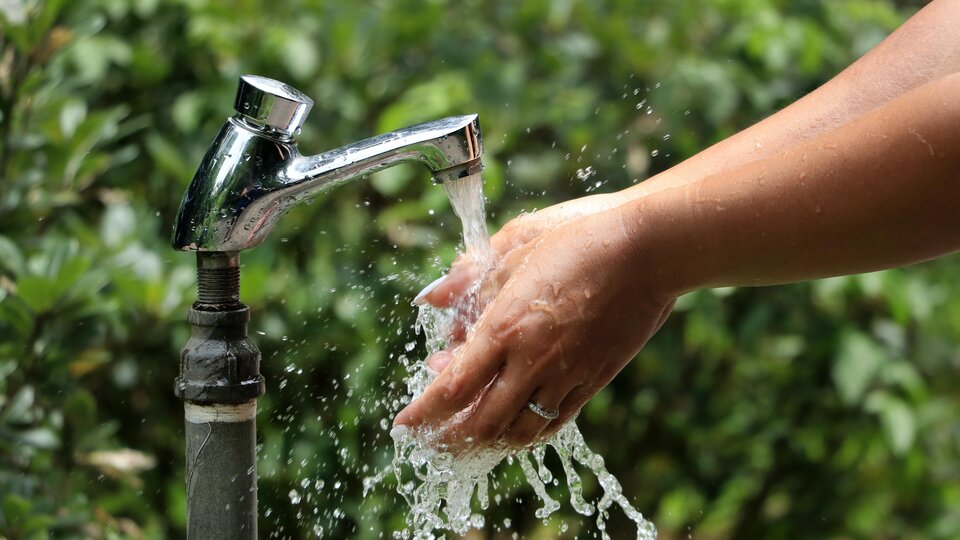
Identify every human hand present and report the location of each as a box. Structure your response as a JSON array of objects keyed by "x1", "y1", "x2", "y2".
[
  {"x1": 396, "y1": 204, "x2": 678, "y2": 449},
  {"x1": 414, "y1": 192, "x2": 627, "y2": 310}
]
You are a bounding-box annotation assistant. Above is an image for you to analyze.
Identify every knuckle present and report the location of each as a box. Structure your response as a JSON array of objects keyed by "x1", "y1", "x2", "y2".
[
  {"x1": 530, "y1": 341, "x2": 564, "y2": 370},
  {"x1": 500, "y1": 216, "x2": 525, "y2": 235},
  {"x1": 505, "y1": 427, "x2": 534, "y2": 447},
  {"x1": 475, "y1": 421, "x2": 501, "y2": 444},
  {"x1": 488, "y1": 313, "x2": 524, "y2": 344}
]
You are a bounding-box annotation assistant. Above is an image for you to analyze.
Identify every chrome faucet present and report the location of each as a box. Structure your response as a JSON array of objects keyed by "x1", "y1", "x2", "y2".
[{"x1": 172, "y1": 75, "x2": 483, "y2": 252}]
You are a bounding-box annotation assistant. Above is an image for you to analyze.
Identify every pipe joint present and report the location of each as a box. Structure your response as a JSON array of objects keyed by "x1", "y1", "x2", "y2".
[{"x1": 176, "y1": 304, "x2": 265, "y2": 404}]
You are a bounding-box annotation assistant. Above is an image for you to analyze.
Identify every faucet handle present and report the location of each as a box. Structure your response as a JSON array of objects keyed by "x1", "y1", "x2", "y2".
[{"x1": 234, "y1": 75, "x2": 314, "y2": 139}]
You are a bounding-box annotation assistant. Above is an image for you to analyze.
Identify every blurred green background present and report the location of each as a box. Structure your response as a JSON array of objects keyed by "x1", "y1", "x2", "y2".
[{"x1": 2, "y1": 0, "x2": 958, "y2": 538}]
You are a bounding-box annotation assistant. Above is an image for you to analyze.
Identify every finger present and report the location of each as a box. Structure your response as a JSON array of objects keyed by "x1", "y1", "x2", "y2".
[
  {"x1": 425, "y1": 349, "x2": 455, "y2": 374},
  {"x1": 489, "y1": 214, "x2": 547, "y2": 255},
  {"x1": 417, "y1": 259, "x2": 480, "y2": 308},
  {"x1": 447, "y1": 317, "x2": 469, "y2": 343},
  {"x1": 541, "y1": 384, "x2": 595, "y2": 439},
  {"x1": 394, "y1": 323, "x2": 506, "y2": 428},
  {"x1": 444, "y1": 242, "x2": 539, "y2": 341},
  {"x1": 439, "y1": 355, "x2": 544, "y2": 448},
  {"x1": 503, "y1": 383, "x2": 572, "y2": 448},
  {"x1": 478, "y1": 237, "x2": 541, "y2": 307}
]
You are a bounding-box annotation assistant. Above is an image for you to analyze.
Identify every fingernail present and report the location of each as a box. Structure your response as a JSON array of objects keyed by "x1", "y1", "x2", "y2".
[{"x1": 413, "y1": 275, "x2": 447, "y2": 305}]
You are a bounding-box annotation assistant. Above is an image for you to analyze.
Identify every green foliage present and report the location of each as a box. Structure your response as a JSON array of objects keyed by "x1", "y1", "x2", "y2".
[{"x1": 2, "y1": 0, "x2": 957, "y2": 539}]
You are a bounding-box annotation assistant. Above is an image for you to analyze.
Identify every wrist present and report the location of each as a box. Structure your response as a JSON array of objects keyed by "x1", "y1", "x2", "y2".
[{"x1": 616, "y1": 188, "x2": 713, "y2": 297}]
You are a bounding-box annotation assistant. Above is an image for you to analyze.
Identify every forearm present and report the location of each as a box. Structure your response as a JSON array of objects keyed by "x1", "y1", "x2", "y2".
[
  {"x1": 632, "y1": 73, "x2": 960, "y2": 293},
  {"x1": 621, "y1": 0, "x2": 960, "y2": 201}
]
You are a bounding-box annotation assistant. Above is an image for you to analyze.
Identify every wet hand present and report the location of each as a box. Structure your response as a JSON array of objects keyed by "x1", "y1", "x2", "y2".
[
  {"x1": 396, "y1": 205, "x2": 678, "y2": 449},
  {"x1": 414, "y1": 193, "x2": 626, "y2": 309}
]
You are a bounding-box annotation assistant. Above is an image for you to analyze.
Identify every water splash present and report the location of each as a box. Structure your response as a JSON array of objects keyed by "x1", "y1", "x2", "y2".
[{"x1": 387, "y1": 172, "x2": 657, "y2": 539}]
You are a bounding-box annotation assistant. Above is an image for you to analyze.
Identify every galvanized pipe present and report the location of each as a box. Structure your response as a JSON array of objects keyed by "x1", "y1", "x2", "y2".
[{"x1": 176, "y1": 252, "x2": 264, "y2": 539}]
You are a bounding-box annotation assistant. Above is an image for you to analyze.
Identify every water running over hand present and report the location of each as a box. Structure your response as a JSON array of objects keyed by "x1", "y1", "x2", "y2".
[{"x1": 388, "y1": 172, "x2": 657, "y2": 539}]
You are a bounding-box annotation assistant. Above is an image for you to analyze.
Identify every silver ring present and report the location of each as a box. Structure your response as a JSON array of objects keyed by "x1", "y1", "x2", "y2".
[{"x1": 527, "y1": 401, "x2": 560, "y2": 420}]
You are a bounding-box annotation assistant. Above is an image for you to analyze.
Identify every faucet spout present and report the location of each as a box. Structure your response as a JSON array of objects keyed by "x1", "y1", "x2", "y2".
[{"x1": 172, "y1": 75, "x2": 482, "y2": 252}]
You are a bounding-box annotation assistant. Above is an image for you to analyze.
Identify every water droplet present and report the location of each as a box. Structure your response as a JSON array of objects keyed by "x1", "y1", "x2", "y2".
[{"x1": 575, "y1": 167, "x2": 596, "y2": 181}]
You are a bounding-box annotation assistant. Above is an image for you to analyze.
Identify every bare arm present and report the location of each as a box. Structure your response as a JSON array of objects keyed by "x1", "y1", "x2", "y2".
[
  {"x1": 636, "y1": 71, "x2": 960, "y2": 292},
  {"x1": 628, "y1": 0, "x2": 960, "y2": 198}
]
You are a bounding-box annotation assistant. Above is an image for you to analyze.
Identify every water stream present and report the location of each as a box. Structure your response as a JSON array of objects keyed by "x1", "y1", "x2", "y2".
[{"x1": 384, "y1": 172, "x2": 658, "y2": 539}]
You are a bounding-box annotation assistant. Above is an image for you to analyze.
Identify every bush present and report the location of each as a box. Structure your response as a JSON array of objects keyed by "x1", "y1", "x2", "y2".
[{"x1": 3, "y1": 1, "x2": 958, "y2": 539}]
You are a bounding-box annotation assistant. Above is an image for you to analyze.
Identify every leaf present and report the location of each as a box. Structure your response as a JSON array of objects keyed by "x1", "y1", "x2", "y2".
[
  {"x1": 15, "y1": 276, "x2": 57, "y2": 313},
  {"x1": 0, "y1": 295, "x2": 33, "y2": 336},
  {"x1": 657, "y1": 485, "x2": 707, "y2": 530},
  {"x1": 63, "y1": 389, "x2": 97, "y2": 433},
  {"x1": 63, "y1": 106, "x2": 128, "y2": 187},
  {"x1": 100, "y1": 203, "x2": 136, "y2": 248},
  {"x1": 865, "y1": 391, "x2": 916, "y2": 456},
  {"x1": 18, "y1": 427, "x2": 59, "y2": 449},
  {"x1": 145, "y1": 133, "x2": 191, "y2": 180},
  {"x1": 58, "y1": 99, "x2": 87, "y2": 139},
  {"x1": 68, "y1": 348, "x2": 112, "y2": 378},
  {"x1": 3, "y1": 494, "x2": 32, "y2": 525},
  {"x1": 83, "y1": 448, "x2": 156, "y2": 474},
  {"x1": 282, "y1": 31, "x2": 320, "y2": 80},
  {"x1": 55, "y1": 255, "x2": 91, "y2": 294},
  {"x1": 0, "y1": 235, "x2": 26, "y2": 276},
  {"x1": 0, "y1": 385, "x2": 34, "y2": 424},
  {"x1": 75, "y1": 421, "x2": 120, "y2": 454},
  {"x1": 0, "y1": 1, "x2": 27, "y2": 25},
  {"x1": 377, "y1": 73, "x2": 473, "y2": 133},
  {"x1": 171, "y1": 92, "x2": 204, "y2": 133},
  {"x1": 370, "y1": 163, "x2": 415, "y2": 196},
  {"x1": 832, "y1": 331, "x2": 888, "y2": 405}
]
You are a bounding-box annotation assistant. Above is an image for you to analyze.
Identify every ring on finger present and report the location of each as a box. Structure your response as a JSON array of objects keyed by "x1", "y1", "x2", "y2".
[{"x1": 527, "y1": 400, "x2": 560, "y2": 420}]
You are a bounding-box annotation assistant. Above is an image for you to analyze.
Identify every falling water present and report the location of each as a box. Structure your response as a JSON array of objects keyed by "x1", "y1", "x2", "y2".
[
  {"x1": 441, "y1": 175, "x2": 494, "y2": 270},
  {"x1": 385, "y1": 172, "x2": 658, "y2": 539}
]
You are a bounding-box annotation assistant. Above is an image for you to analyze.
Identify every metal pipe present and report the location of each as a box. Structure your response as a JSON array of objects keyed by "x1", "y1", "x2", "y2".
[{"x1": 176, "y1": 252, "x2": 264, "y2": 539}]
